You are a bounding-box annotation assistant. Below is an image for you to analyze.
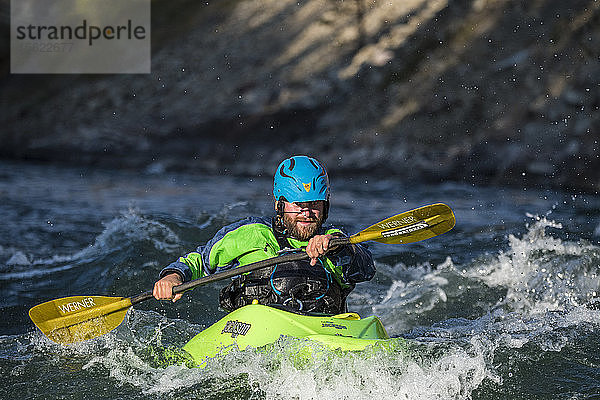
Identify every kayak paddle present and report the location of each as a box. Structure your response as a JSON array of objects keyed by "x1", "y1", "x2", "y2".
[{"x1": 29, "y1": 203, "x2": 455, "y2": 344}]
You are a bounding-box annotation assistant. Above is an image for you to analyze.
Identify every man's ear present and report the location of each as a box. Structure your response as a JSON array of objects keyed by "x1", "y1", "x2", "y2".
[{"x1": 274, "y1": 201, "x2": 279, "y2": 211}]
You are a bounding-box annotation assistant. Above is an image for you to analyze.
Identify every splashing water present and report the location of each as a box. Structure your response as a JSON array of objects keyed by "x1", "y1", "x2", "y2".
[{"x1": 472, "y1": 214, "x2": 600, "y2": 314}]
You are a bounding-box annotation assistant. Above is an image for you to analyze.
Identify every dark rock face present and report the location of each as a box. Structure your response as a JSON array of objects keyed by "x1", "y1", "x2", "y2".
[{"x1": 1, "y1": 0, "x2": 598, "y2": 192}]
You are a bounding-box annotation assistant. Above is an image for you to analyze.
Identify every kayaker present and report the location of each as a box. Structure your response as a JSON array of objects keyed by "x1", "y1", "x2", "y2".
[{"x1": 153, "y1": 155, "x2": 375, "y2": 314}]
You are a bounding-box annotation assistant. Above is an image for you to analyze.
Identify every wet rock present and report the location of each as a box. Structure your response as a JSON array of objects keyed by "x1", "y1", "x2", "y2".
[{"x1": 0, "y1": 0, "x2": 598, "y2": 193}]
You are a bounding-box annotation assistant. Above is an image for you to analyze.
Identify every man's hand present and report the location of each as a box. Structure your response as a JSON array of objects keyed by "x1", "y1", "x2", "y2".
[
  {"x1": 306, "y1": 234, "x2": 335, "y2": 266},
  {"x1": 153, "y1": 273, "x2": 183, "y2": 302}
]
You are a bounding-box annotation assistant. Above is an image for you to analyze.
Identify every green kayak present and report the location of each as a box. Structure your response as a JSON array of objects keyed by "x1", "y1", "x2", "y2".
[{"x1": 182, "y1": 303, "x2": 390, "y2": 367}]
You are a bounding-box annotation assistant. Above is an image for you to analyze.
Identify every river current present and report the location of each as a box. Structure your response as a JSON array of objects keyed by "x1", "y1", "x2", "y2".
[{"x1": 1, "y1": 161, "x2": 599, "y2": 399}]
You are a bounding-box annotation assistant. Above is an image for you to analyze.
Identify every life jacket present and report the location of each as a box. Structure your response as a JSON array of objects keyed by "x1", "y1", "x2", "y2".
[{"x1": 219, "y1": 230, "x2": 347, "y2": 315}]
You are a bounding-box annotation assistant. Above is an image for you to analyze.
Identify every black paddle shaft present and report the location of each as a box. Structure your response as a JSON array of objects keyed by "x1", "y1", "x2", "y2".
[{"x1": 129, "y1": 237, "x2": 350, "y2": 306}]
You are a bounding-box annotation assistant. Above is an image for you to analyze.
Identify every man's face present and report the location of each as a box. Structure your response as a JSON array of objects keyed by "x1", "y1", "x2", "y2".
[{"x1": 281, "y1": 200, "x2": 326, "y2": 241}]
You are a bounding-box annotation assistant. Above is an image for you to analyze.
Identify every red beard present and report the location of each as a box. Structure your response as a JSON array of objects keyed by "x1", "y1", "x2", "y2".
[{"x1": 282, "y1": 212, "x2": 323, "y2": 241}]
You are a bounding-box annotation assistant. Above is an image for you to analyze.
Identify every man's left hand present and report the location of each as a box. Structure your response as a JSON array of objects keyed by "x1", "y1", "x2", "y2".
[{"x1": 306, "y1": 234, "x2": 334, "y2": 266}]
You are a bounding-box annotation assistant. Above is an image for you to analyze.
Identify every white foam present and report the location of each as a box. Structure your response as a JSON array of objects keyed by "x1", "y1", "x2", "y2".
[
  {"x1": 83, "y1": 209, "x2": 182, "y2": 254},
  {"x1": 467, "y1": 215, "x2": 600, "y2": 314},
  {"x1": 6, "y1": 251, "x2": 30, "y2": 266},
  {"x1": 210, "y1": 339, "x2": 491, "y2": 400},
  {"x1": 366, "y1": 258, "x2": 455, "y2": 334},
  {"x1": 66, "y1": 330, "x2": 493, "y2": 400}
]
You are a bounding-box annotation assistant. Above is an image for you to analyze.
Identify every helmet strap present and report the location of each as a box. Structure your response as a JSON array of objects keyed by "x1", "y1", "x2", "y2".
[
  {"x1": 322, "y1": 200, "x2": 329, "y2": 223},
  {"x1": 273, "y1": 198, "x2": 287, "y2": 233}
]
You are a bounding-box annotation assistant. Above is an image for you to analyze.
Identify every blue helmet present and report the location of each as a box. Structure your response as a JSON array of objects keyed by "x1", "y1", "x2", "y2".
[{"x1": 273, "y1": 155, "x2": 330, "y2": 202}]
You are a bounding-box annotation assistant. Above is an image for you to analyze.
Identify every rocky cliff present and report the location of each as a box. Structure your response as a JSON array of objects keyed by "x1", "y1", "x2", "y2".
[{"x1": 1, "y1": 0, "x2": 598, "y2": 192}]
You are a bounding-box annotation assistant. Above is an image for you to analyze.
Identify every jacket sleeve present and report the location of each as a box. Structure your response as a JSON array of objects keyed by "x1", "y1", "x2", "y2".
[
  {"x1": 325, "y1": 228, "x2": 376, "y2": 284},
  {"x1": 159, "y1": 250, "x2": 204, "y2": 282},
  {"x1": 340, "y1": 243, "x2": 376, "y2": 283},
  {"x1": 159, "y1": 217, "x2": 276, "y2": 282}
]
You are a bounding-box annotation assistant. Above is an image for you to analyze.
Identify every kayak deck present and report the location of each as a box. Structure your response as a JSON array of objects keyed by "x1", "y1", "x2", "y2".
[{"x1": 182, "y1": 304, "x2": 390, "y2": 367}]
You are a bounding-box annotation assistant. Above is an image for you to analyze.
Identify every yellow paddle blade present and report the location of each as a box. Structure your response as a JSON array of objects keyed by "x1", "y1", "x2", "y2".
[
  {"x1": 349, "y1": 203, "x2": 455, "y2": 244},
  {"x1": 29, "y1": 295, "x2": 132, "y2": 344}
]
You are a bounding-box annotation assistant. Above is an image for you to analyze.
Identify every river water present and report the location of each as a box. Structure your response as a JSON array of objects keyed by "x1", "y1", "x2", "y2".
[{"x1": 1, "y1": 160, "x2": 599, "y2": 399}]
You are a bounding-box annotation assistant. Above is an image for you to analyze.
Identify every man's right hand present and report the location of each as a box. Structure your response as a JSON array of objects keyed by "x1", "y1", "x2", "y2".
[{"x1": 153, "y1": 273, "x2": 184, "y2": 302}]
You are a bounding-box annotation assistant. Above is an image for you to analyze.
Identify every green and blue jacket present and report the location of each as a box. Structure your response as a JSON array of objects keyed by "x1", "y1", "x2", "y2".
[{"x1": 160, "y1": 217, "x2": 375, "y2": 289}]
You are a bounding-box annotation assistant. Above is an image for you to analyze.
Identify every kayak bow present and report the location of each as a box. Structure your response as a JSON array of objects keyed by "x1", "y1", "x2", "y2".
[{"x1": 182, "y1": 304, "x2": 390, "y2": 367}]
